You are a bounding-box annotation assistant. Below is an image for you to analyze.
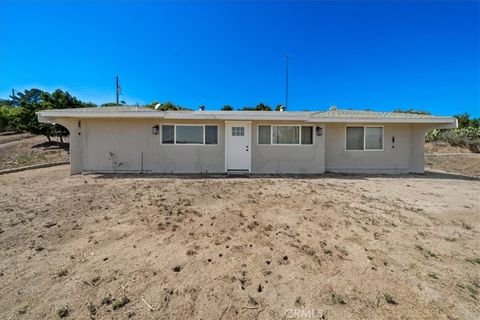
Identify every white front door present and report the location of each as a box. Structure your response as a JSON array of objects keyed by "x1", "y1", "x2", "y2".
[{"x1": 225, "y1": 122, "x2": 251, "y2": 171}]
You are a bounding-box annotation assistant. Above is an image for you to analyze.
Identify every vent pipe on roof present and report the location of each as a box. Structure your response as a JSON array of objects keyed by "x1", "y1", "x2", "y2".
[{"x1": 198, "y1": 105, "x2": 205, "y2": 111}]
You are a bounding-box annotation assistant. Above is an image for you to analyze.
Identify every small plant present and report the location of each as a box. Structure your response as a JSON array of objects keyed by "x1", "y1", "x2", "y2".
[
  {"x1": 462, "y1": 221, "x2": 473, "y2": 230},
  {"x1": 465, "y1": 257, "x2": 480, "y2": 265},
  {"x1": 334, "y1": 245, "x2": 348, "y2": 256},
  {"x1": 367, "y1": 256, "x2": 374, "y2": 261},
  {"x1": 186, "y1": 249, "x2": 197, "y2": 256},
  {"x1": 112, "y1": 296, "x2": 130, "y2": 310},
  {"x1": 466, "y1": 285, "x2": 479, "y2": 297},
  {"x1": 383, "y1": 293, "x2": 397, "y2": 305},
  {"x1": 428, "y1": 272, "x2": 439, "y2": 279},
  {"x1": 331, "y1": 293, "x2": 346, "y2": 305},
  {"x1": 101, "y1": 295, "x2": 112, "y2": 305},
  {"x1": 86, "y1": 303, "x2": 96, "y2": 316},
  {"x1": 415, "y1": 245, "x2": 437, "y2": 258},
  {"x1": 57, "y1": 269, "x2": 68, "y2": 277},
  {"x1": 57, "y1": 306, "x2": 69, "y2": 318}
]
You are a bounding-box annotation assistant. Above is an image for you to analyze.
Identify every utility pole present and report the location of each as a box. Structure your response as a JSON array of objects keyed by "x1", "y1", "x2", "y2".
[
  {"x1": 116, "y1": 76, "x2": 119, "y2": 106},
  {"x1": 285, "y1": 55, "x2": 290, "y2": 110}
]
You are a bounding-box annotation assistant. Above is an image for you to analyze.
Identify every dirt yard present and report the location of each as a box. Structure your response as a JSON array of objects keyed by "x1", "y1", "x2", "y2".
[
  {"x1": 0, "y1": 135, "x2": 69, "y2": 171},
  {"x1": 0, "y1": 166, "x2": 479, "y2": 320},
  {"x1": 424, "y1": 142, "x2": 480, "y2": 177}
]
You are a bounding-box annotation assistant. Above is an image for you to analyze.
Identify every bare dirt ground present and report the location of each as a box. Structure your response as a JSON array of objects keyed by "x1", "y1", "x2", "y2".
[
  {"x1": 0, "y1": 132, "x2": 35, "y2": 145},
  {"x1": 0, "y1": 166, "x2": 479, "y2": 320},
  {"x1": 424, "y1": 142, "x2": 480, "y2": 177},
  {"x1": 0, "y1": 135, "x2": 69, "y2": 170}
]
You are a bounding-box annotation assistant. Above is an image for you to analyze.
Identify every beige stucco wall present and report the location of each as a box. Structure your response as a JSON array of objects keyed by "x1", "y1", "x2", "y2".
[
  {"x1": 324, "y1": 123, "x2": 428, "y2": 173},
  {"x1": 251, "y1": 121, "x2": 325, "y2": 174},
  {"x1": 49, "y1": 117, "x2": 431, "y2": 175}
]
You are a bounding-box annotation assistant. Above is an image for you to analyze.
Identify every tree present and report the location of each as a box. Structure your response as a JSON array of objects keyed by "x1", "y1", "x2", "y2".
[
  {"x1": 101, "y1": 102, "x2": 118, "y2": 107},
  {"x1": 254, "y1": 103, "x2": 272, "y2": 111},
  {"x1": 393, "y1": 108, "x2": 431, "y2": 115},
  {"x1": 241, "y1": 103, "x2": 272, "y2": 111},
  {"x1": 275, "y1": 104, "x2": 283, "y2": 111},
  {"x1": 221, "y1": 105, "x2": 233, "y2": 111},
  {"x1": 454, "y1": 113, "x2": 480, "y2": 128}
]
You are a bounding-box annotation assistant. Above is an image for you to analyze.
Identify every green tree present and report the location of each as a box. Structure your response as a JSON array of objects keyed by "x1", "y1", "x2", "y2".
[
  {"x1": 241, "y1": 103, "x2": 272, "y2": 111},
  {"x1": 393, "y1": 108, "x2": 431, "y2": 115},
  {"x1": 221, "y1": 105, "x2": 233, "y2": 111},
  {"x1": 454, "y1": 113, "x2": 479, "y2": 128},
  {"x1": 275, "y1": 104, "x2": 283, "y2": 111},
  {"x1": 101, "y1": 102, "x2": 118, "y2": 107}
]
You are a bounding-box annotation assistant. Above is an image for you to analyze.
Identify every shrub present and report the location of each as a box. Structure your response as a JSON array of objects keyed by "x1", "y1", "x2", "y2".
[{"x1": 426, "y1": 127, "x2": 480, "y2": 153}]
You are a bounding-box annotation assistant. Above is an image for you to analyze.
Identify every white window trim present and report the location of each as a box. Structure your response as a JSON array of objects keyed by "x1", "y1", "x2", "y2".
[
  {"x1": 345, "y1": 125, "x2": 384, "y2": 151},
  {"x1": 257, "y1": 125, "x2": 315, "y2": 146},
  {"x1": 160, "y1": 124, "x2": 219, "y2": 145}
]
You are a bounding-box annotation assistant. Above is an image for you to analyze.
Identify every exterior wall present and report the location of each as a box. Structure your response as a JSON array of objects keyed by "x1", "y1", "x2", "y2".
[
  {"x1": 71, "y1": 118, "x2": 225, "y2": 174},
  {"x1": 50, "y1": 117, "x2": 431, "y2": 175},
  {"x1": 324, "y1": 123, "x2": 428, "y2": 173},
  {"x1": 250, "y1": 121, "x2": 325, "y2": 174}
]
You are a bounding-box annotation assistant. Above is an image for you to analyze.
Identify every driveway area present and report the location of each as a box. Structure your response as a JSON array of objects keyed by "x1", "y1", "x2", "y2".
[{"x1": 0, "y1": 166, "x2": 479, "y2": 319}]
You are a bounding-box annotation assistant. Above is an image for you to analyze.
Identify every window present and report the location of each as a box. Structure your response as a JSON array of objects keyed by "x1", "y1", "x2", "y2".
[
  {"x1": 161, "y1": 125, "x2": 218, "y2": 145},
  {"x1": 232, "y1": 127, "x2": 244, "y2": 136},
  {"x1": 365, "y1": 127, "x2": 383, "y2": 150},
  {"x1": 346, "y1": 126, "x2": 383, "y2": 151},
  {"x1": 273, "y1": 126, "x2": 299, "y2": 144},
  {"x1": 301, "y1": 126, "x2": 313, "y2": 145},
  {"x1": 258, "y1": 125, "x2": 314, "y2": 145},
  {"x1": 258, "y1": 125, "x2": 271, "y2": 144},
  {"x1": 205, "y1": 125, "x2": 218, "y2": 144},
  {"x1": 162, "y1": 125, "x2": 174, "y2": 144},
  {"x1": 346, "y1": 127, "x2": 364, "y2": 150},
  {"x1": 176, "y1": 125, "x2": 203, "y2": 144}
]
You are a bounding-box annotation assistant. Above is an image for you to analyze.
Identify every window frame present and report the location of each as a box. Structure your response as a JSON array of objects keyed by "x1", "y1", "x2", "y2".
[
  {"x1": 345, "y1": 125, "x2": 384, "y2": 151},
  {"x1": 160, "y1": 124, "x2": 219, "y2": 145},
  {"x1": 257, "y1": 125, "x2": 315, "y2": 146}
]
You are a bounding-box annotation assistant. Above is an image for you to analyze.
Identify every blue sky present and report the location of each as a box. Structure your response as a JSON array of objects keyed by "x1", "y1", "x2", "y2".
[{"x1": 0, "y1": 0, "x2": 479, "y2": 116}]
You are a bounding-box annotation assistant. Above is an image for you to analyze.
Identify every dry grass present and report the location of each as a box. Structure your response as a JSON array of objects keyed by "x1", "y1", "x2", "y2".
[
  {"x1": 0, "y1": 135, "x2": 69, "y2": 170},
  {"x1": 0, "y1": 166, "x2": 479, "y2": 319}
]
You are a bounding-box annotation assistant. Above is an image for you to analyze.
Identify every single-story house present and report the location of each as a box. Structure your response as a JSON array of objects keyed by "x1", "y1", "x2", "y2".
[{"x1": 37, "y1": 107, "x2": 457, "y2": 175}]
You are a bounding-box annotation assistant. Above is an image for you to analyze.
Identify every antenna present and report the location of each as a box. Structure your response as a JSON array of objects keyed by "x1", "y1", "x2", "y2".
[
  {"x1": 116, "y1": 76, "x2": 120, "y2": 106},
  {"x1": 285, "y1": 55, "x2": 291, "y2": 110}
]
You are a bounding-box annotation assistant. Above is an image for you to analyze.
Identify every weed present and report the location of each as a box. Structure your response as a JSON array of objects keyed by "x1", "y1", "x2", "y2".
[
  {"x1": 428, "y1": 272, "x2": 438, "y2": 279},
  {"x1": 367, "y1": 256, "x2": 374, "y2": 261},
  {"x1": 101, "y1": 295, "x2": 112, "y2": 305},
  {"x1": 57, "y1": 269, "x2": 68, "y2": 277},
  {"x1": 331, "y1": 293, "x2": 346, "y2": 305},
  {"x1": 86, "y1": 303, "x2": 96, "y2": 316},
  {"x1": 465, "y1": 257, "x2": 480, "y2": 265},
  {"x1": 383, "y1": 293, "x2": 397, "y2": 305},
  {"x1": 186, "y1": 249, "x2": 197, "y2": 256},
  {"x1": 466, "y1": 285, "x2": 478, "y2": 297},
  {"x1": 57, "y1": 306, "x2": 69, "y2": 318},
  {"x1": 415, "y1": 245, "x2": 437, "y2": 258},
  {"x1": 112, "y1": 296, "x2": 130, "y2": 310},
  {"x1": 334, "y1": 245, "x2": 348, "y2": 256},
  {"x1": 323, "y1": 248, "x2": 332, "y2": 255},
  {"x1": 462, "y1": 222, "x2": 473, "y2": 230}
]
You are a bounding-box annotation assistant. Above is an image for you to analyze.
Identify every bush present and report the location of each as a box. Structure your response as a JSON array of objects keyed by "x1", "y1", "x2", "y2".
[
  {"x1": 426, "y1": 127, "x2": 480, "y2": 153},
  {"x1": 0, "y1": 106, "x2": 21, "y2": 132}
]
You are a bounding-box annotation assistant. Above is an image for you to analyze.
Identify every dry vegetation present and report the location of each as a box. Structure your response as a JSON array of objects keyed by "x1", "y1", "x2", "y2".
[
  {"x1": 0, "y1": 166, "x2": 479, "y2": 319},
  {"x1": 0, "y1": 135, "x2": 69, "y2": 171},
  {"x1": 425, "y1": 142, "x2": 480, "y2": 177}
]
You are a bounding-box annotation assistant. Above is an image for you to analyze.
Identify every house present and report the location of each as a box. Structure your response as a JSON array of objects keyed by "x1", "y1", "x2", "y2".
[{"x1": 37, "y1": 107, "x2": 457, "y2": 175}]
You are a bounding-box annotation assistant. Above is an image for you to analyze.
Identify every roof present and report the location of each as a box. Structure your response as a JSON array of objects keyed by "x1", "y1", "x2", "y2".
[{"x1": 37, "y1": 107, "x2": 457, "y2": 124}]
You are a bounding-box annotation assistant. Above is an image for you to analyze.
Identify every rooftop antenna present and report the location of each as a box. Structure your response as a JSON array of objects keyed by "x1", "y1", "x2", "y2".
[
  {"x1": 115, "y1": 76, "x2": 120, "y2": 106},
  {"x1": 285, "y1": 55, "x2": 291, "y2": 110}
]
